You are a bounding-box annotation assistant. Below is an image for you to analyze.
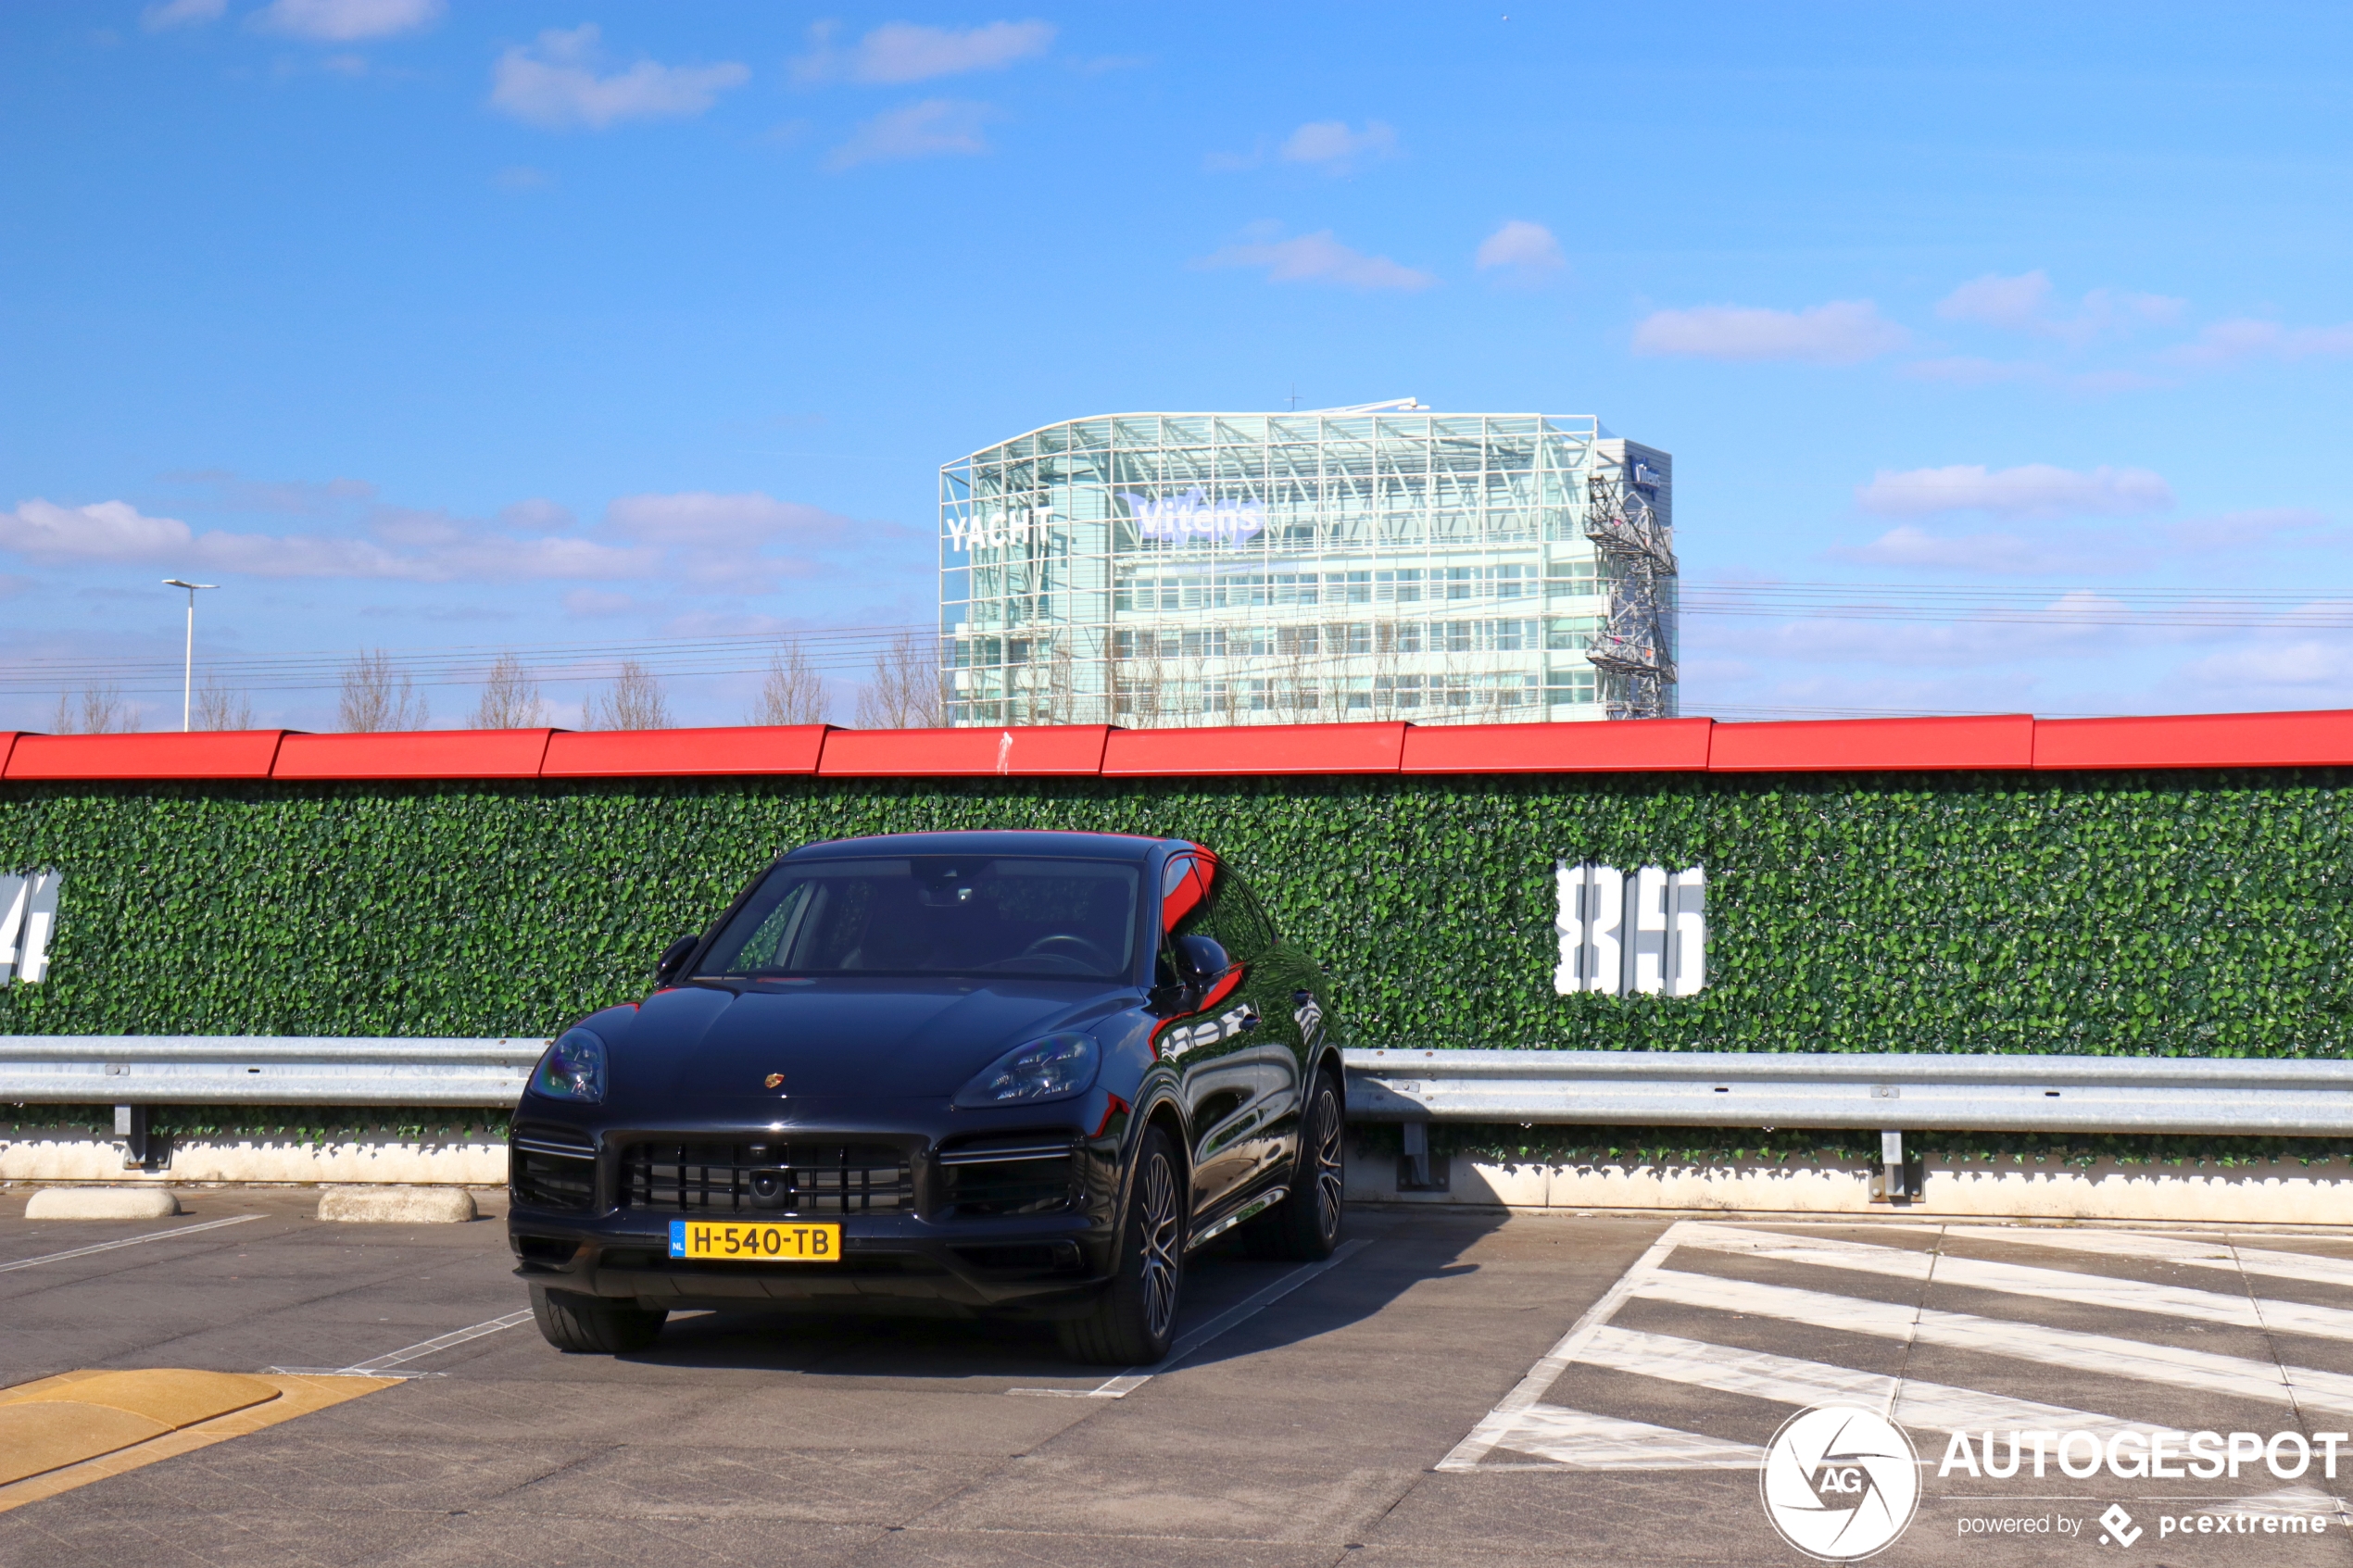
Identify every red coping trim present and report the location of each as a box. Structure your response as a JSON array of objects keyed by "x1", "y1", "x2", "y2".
[
  {"x1": 816, "y1": 725, "x2": 1111, "y2": 777},
  {"x1": 1402, "y1": 717, "x2": 1714, "y2": 774},
  {"x1": 6, "y1": 712, "x2": 2352, "y2": 783},
  {"x1": 1707, "y1": 714, "x2": 2035, "y2": 772},
  {"x1": 1102, "y1": 721, "x2": 1408, "y2": 776},
  {"x1": 4, "y1": 731, "x2": 288, "y2": 780},
  {"x1": 271, "y1": 729, "x2": 555, "y2": 780},
  {"x1": 2032, "y1": 709, "x2": 2353, "y2": 771},
  {"x1": 543, "y1": 725, "x2": 829, "y2": 777}
]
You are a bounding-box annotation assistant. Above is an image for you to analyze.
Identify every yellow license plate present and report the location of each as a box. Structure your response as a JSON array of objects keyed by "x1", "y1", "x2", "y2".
[{"x1": 668, "y1": 1219, "x2": 841, "y2": 1262}]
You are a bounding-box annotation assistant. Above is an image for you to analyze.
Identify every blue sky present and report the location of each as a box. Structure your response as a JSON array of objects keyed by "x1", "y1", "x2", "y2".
[{"x1": 5, "y1": 2, "x2": 2352, "y2": 729}]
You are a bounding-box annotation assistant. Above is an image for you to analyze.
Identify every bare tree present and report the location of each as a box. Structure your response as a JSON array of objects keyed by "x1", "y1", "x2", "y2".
[
  {"x1": 584, "y1": 659, "x2": 672, "y2": 730},
  {"x1": 337, "y1": 649, "x2": 429, "y2": 733},
  {"x1": 854, "y1": 631, "x2": 946, "y2": 729},
  {"x1": 195, "y1": 674, "x2": 255, "y2": 732},
  {"x1": 49, "y1": 685, "x2": 136, "y2": 734},
  {"x1": 471, "y1": 652, "x2": 547, "y2": 729},
  {"x1": 748, "y1": 641, "x2": 827, "y2": 726}
]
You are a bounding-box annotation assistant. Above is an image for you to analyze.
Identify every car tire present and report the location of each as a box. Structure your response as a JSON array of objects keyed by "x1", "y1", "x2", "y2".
[
  {"x1": 1058, "y1": 1123, "x2": 1186, "y2": 1365},
  {"x1": 1244, "y1": 1069, "x2": 1345, "y2": 1262},
  {"x1": 530, "y1": 1285, "x2": 668, "y2": 1354}
]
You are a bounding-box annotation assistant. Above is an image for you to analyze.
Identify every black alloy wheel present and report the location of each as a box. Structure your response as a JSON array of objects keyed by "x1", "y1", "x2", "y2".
[
  {"x1": 530, "y1": 1285, "x2": 668, "y2": 1354},
  {"x1": 1245, "y1": 1069, "x2": 1345, "y2": 1261},
  {"x1": 1059, "y1": 1123, "x2": 1185, "y2": 1364}
]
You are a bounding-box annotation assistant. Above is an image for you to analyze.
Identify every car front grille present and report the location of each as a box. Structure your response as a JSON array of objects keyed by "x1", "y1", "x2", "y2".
[
  {"x1": 510, "y1": 1124, "x2": 597, "y2": 1213},
  {"x1": 937, "y1": 1136, "x2": 1080, "y2": 1217},
  {"x1": 621, "y1": 1141, "x2": 915, "y2": 1216}
]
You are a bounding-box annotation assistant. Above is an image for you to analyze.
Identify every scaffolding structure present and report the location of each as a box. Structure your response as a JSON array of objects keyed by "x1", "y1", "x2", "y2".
[{"x1": 938, "y1": 408, "x2": 1675, "y2": 728}]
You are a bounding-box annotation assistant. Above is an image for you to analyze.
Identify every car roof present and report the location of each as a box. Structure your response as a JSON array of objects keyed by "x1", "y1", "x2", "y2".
[{"x1": 784, "y1": 829, "x2": 1175, "y2": 864}]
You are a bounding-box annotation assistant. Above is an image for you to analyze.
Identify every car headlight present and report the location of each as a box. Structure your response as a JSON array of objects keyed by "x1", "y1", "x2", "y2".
[
  {"x1": 533, "y1": 1027, "x2": 607, "y2": 1104},
  {"x1": 954, "y1": 1033, "x2": 1100, "y2": 1108}
]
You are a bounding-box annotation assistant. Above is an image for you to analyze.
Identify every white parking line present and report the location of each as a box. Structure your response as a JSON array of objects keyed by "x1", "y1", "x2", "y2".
[
  {"x1": 1442, "y1": 1218, "x2": 2353, "y2": 1475},
  {"x1": 270, "y1": 1309, "x2": 536, "y2": 1378},
  {"x1": 1680, "y1": 1223, "x2": 2353, "y2": 1338},
  {"x1": 0, "y1": 1213, "x2": 260, "y2": 1273},
  {"x1": 1009, "y1": 1237, "x2": 1371, "y2": 1399}
]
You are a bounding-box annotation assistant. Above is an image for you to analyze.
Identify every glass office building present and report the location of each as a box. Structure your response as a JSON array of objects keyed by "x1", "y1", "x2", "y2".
[{"x1": 938, "y1": 405, "x2": 1675, "y2": 728}]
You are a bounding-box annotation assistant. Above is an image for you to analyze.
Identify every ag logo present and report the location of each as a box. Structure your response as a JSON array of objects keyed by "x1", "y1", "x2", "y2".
[{"x1": 1759, "y1": 1404, "x2": 1919, "y2": 1561}]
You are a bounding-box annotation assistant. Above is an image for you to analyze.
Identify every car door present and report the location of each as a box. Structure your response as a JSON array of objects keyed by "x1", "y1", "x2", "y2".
[
  {"x1": 1156, "y1": 852, "x2": 1276, "y2": 1223},
  {"x1": 1208, "y1": 870, "x2": 1308, "y2": 1186}
]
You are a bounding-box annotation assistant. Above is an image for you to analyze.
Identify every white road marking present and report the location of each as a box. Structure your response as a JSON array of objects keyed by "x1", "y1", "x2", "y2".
[
  {"x1": 1445, "y1": 1218, "x2": 2353, "y2": 1476},
  {"x1": 269, "y1": 1310, "x2": 535, "y2": 1377},
  {"x1": 1944, "y1": 1224, "x2": 2353, "y2": 1293},
  {"x1": 1635, "y1": 1268, "x2": 2320, "y2": 1411},
  {"x1": 0, "y1": 1212, "x2": 260, "y2": 1273},
  {"x1": 1439, "y1": 1226, "x2": 1690, "y2": 1471},
  {"x1": 1577, "y1": 1325, "x2": 2190, "y2": 1448},
  {"x1": 1008, "y1": 1237, "x2": 1370, "y2": 1399},
  {"x1": 1679, "y1": 1222, "x2": 2353, "y2": 1340},
  {"x1": 1478, "y1": 1405, "x2": 1764, "y2": 1471}
]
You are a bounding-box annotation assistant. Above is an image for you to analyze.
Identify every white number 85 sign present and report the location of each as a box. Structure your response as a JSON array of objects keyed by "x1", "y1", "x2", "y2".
[{"x1": 1554, "y1": 861, "x2": 1705, "y2": 998}]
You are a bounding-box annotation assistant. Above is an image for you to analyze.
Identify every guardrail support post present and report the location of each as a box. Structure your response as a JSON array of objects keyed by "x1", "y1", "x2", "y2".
[
  {"x1": 114, "y1": 1103, "x2": 147, "y2": 1170},
  {"x1": 1397, "y1": 1120, "x2": 1447, "y2": 1192},
  {"x1": 1873, "y1": 1129, "x2": 1916, "y2": 1204}
]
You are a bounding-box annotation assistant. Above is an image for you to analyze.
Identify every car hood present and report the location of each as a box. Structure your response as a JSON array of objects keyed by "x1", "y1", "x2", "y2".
[{"x1": 609, "y1": 978, "x2": 1121, "y2": 1104}]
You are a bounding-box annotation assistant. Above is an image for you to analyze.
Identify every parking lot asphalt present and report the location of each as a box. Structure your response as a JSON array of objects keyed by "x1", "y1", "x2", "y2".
[{"x1": 6, "y1": 1193, "x2": 2353, "y2": 1567}]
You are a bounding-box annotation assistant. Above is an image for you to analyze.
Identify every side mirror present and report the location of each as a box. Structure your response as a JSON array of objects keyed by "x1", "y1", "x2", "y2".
[
  {"x1": 653, "y1": 935, "x2": 699, "y2": 986},
  {"x1": 1171, "y1": 935, "x2": 1230, "y2": 985}
]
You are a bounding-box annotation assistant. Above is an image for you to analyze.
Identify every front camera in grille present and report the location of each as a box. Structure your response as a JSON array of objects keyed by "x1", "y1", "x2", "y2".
[{"x1": 623, "y1": 1141, "x2": 914, "y2": 1216}]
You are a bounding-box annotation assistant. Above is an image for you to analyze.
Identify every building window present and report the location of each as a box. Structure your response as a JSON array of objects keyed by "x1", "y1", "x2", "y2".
[{"x1": 1546, "y1": 669, "x2": 1597, "y2": 705}]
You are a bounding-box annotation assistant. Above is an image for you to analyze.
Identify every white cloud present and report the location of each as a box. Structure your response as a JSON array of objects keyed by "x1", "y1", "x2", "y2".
[
  {"x1": 1937, "y1": 270, "x2": 2052, "y2": 329},
  {"x1": 1631, "y1": 300, "x2": 1907, "y2": 365},
  {"x1": 492, "y1": 25, "x2": 749, "y2": 132},
  {"x1": 826, "y1": 99, "x2": 994, "y2": 169},
  {"x1": 794, "y1": 19, "x2": 1055, "y2": 84},
  {"x1": 0, "y1": 496, "x2": 650, "y2": 583},
  {"x1": 2178, "y1": 637, "x2": 2353, "y2": 688},
  {"x1": 2167, "y1": 317, "x2": 2353, "y2": 367},
  {"x1": 142, "y1": 0, "x2": 224, "y2": 31},
  {"x1": 1198, "y1": 229, "x2": 1434, "y2": 292},
  {"x1": 604, "y1": 492, "x2": 848, "y2": 548},
  {"x1": 1278, "y1": 119, "x2": 1397, "y2": 172},
  {"x1": 1935, "y1": 270, "x2": 2185, "y2": 349},
  {"x1": 1474, "y1": 219, "x2": 1564, "y2": 274},
  {"x1": 1838, "y1": 524, "x2": 2114, "y2": 576},
  {"x1": 2, "y1": 499, "x2": 192, "y2": 560},
  {"x1": 253, "y1": 0, "x2": 440, "y2": 42},
  {"x1": 1855, "y1": 463, "x2": 2173, "y2": 520}
]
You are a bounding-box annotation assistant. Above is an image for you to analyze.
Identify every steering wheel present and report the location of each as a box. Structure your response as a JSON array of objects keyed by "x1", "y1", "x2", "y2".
[{"x1": 1017, "y1": 934, "x2": 1116, "y2": 971}]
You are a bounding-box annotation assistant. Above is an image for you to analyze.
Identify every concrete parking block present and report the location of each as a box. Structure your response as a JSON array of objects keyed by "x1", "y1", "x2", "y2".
[
  {"x1": 23, "y1": 1187, "x2": 180, "y2": 1221},
  {"x1": 315, "y1": 1186, "x2": 476, "y2": 1223}
]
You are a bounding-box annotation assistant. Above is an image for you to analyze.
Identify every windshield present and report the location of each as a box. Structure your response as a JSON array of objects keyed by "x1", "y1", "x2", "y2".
[{"x1": 695, "y1": 856, "x2": 1142, "y2": 982}]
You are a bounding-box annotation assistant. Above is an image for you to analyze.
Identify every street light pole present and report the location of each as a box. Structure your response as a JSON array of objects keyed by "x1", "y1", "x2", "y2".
[{"x1": 161, "y1": 579, "x2": 219, "y2": 732}]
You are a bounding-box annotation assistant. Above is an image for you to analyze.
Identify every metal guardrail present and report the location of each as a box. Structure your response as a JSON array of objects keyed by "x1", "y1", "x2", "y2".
[
  {"x1": 4, "y1": 1036, "x2": 2350, "y2": 1137},
  {"x1": 1342, "y1": 1048, "x2": 2353, "y2": 1137},
  {"x1": 0, "y1": 1036, "x2": 547, "y2": 1107}
]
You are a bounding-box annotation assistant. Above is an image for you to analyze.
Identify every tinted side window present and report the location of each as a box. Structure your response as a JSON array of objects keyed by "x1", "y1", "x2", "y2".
[{"x1": 1217, "y1": 872, "x2": 1280, "y2": 957}]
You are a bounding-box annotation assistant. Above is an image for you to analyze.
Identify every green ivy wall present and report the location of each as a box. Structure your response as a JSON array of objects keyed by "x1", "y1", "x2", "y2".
[{"x1": 3, "y1": 769, "x2": 2348, "y2": 1058}]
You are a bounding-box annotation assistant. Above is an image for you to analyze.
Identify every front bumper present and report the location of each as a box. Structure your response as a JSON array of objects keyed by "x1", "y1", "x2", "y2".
[{"x1": 507, "y1": 1111, "x2": 1127, "y2": 1315}]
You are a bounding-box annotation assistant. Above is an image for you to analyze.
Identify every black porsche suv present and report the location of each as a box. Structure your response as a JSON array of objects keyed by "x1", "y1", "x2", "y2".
[{"x1": 507, "y1": 830, "x2": 1346, "y2": 1363}]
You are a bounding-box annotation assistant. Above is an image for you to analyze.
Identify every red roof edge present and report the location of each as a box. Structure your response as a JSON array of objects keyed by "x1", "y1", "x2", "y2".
[
  {"x1": 8, "y1": 712, "x2": 2353, "y2": 783},
  {"x1": 271, "y1": 728, "x2": 556, "y2": 780},
  {"x1": 2032, "y1": 709, "x2": 2353, "y2": 770},
  {"x1": 1102, "y1": 721, "x2": 1408, "y2": 777},
  {"x1": 1711, "y1": 714, "x2": 2036, "y2": 772},
  {"x1": 1402, "y1": 717, "x2": 1713, "y2": 773},
  {"x1": 817, "y1": 725, "x2": 1113, "y2": 776},
  {"x1": 544, "y1": 725, "x2": 830, "y2": 777},
  {"x1": 5, "y1": 730, "x2": 291, "y2": 781}
]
